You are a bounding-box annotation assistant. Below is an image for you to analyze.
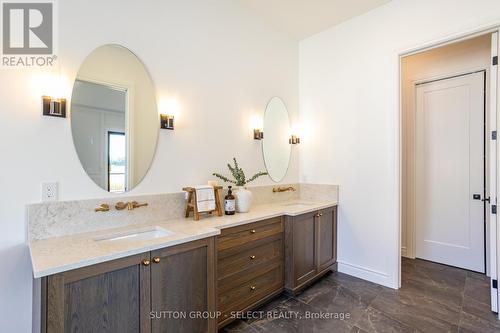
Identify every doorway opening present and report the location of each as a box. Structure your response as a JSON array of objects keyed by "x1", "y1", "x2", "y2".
[{"x1": 400, "y1": 32, "x2": 498, "y2": 313}]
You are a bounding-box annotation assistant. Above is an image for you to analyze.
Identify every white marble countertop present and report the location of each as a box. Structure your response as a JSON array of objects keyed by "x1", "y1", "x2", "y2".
[{"x1": 29, "y1": 200, "x2": 337, "y2": 278}]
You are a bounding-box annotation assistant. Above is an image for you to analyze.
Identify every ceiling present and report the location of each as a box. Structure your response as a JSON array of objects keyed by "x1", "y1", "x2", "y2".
[{"x1": 238, "y1": 0, "x2": 392, "y2": 40}]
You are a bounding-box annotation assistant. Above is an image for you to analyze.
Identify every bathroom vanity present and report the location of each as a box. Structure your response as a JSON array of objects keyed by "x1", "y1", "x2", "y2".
[
  {"x1": 40, "y1": 238, "x2": 216, "y2": 333},
  {"x1": 27, "y1": 42, "x2": 339, "y2": 333},
  {"x1": 31, "y1": 200, "x2": 337, "y2": 333},
  {"x1": 285, "y1": 207, "x2": 338, "y2": 294},
  {"x1": 216, "y1": 216, "x2": 284, "y2": 328}
]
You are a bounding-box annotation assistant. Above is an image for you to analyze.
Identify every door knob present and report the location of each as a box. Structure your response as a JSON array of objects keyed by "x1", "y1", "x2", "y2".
[
  {"x1": 142, "y1": 259, "x2": 151, "y2": 266},
  {"x1": 153, "y1": 257, "x2": 161, "y2": 264}
]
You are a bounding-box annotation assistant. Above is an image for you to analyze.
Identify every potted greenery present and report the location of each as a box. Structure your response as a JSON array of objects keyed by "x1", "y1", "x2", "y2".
[{"x1": 213, "y1": 158, "x2": 268, "y2": 212}]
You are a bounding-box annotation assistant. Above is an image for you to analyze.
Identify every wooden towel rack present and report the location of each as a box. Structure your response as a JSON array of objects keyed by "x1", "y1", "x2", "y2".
[{"x1": 183, "y1": 186, "x2": 223, "y2": 221}]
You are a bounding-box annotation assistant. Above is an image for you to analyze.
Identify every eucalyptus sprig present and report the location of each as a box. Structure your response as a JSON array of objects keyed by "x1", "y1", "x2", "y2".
[{"x1": 213, "y1": 158, "x2": 268, "y2": 187}]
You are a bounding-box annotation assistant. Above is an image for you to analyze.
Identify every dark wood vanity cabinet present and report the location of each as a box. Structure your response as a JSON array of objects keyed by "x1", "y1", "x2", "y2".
[
  {"x1": 285, "y1": 206, "x2": 337, "y2": 294},
  {"x1": 287, "y1": 211, "x2": 317, "y2": 287},
  {"x1": 43, "y1": 253, "x2": 152, "y2": 333},
  {"x1": 150, "y1": 239, "x2": 216, "y2": 333},
  {"x1": 41, "y1": 238, "x2": 216, "y2": 333},
  {"x1": 216, "y1": 217, "x2": 284, "y2": 328},
  {"x1": 317, "y1": 207, "x2": 337, "y2": 271},
  {"x1": 40, "y1": 207, "x2": 337, "y2": 332}
]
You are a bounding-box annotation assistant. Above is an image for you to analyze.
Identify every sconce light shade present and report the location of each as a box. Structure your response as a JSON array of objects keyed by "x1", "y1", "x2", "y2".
[
  {"x1": 289, "y1": 135, "x2": 300, "y2": 145},
  {"x1": 254, "y1": 129, "x2": 264, "y2": 140},
  {"x1": 42, "y1": 96, "x2": 66, "y2": 118},
  {"x1": 160, "y1": 114, "x2": 175, "y2": 130}
]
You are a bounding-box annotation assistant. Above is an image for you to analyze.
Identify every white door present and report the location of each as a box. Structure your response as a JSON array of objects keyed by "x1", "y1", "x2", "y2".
[{"x1": 415, "y1": 71, "x2": 485, "y2": 273}]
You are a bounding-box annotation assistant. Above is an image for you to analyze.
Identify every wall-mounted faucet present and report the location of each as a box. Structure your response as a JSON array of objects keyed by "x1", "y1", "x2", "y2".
[
  {"x1": 272, "y1": 186, "x2": 296, "y2": 193},
  {"x1": 94, "y1": 204, "x2": 110, "y2": 212},
  {"x1": 115, "y1": 201, "x2": 148, "y2": 211}
]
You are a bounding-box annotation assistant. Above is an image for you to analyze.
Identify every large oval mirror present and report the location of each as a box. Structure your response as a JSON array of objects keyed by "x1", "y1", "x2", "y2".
[
  {"x1": 262, "y1": 97, "x2": 291, "y2": 182},
  {"x1": 71, "y1": 45, "x2": 158, "y2": 193}
]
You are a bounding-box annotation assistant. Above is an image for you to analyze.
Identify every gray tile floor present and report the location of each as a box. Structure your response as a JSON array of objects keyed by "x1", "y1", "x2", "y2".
[{"x1": 220, "y1": 258, "x2": 500, "y2": 333}]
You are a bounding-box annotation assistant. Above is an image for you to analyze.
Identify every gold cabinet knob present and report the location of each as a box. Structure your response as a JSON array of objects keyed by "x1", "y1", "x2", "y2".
[
  {"x1": 315, "y1": 213, "x2": 320, "y2": 217},
  {"x1": 250, "y1": 229, "x2": 256, "y2": 234},
  {"x1": 249, "y1": 255, "x2": 256, "y2": 260},
  {"x1": 250, "y1": 286, "x2": 256, "y2": 291},
  {"x1": 153, "y1": 257, "x2": 161, "y2": 264},
  {"x1": 142, "y1": 259, "x2": 151, "y2": 266},
  {"x1": 319, "y1": 213, "x2": 323, "y2": 216}
]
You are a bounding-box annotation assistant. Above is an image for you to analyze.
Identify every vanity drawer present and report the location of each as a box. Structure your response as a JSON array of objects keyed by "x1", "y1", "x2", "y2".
[
  {"x1": 218, "y1": 238, "x2": 283, "y2": 281},
  {"x1": 217, "y1": 217, "x2": 283, "y2": 253},
  {"x1": 218, "y1": 264, "x2": 283, "y2": 313}
]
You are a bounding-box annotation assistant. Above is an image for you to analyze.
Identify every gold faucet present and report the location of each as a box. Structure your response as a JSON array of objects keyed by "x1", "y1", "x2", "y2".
[
  {"x1": 94, "y1": 204, "x2": 110, "y2": 212},
  {"x1": 115, "y1": 201, "x2": 148, "y2": 211},
  {"x1": 272, "y1": 186, "x2": 296, "y2": 193}
]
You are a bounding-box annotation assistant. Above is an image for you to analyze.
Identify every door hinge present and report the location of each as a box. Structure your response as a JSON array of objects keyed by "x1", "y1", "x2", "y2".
[
  {"x1": 494, "y1": 56, "x2": 498, "y2": 66},
  {"x1": 493, "y1": 131, "x2": 497, "y2": 140},
  {"x1": 493, "y1": 205, "x2": 497, "y2": 215},
  {"x1": 493, "y1": 279, "x2": 498, "y2": 289}
]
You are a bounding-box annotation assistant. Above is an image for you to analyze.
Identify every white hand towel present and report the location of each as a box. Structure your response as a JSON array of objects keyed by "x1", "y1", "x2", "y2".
[{"x1": 193, "y1": 185, "x2": 216, "y2": 213}]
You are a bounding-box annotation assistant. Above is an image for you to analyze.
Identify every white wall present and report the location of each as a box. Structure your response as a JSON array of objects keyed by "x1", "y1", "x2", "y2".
[
  {"x1": 299, "y1": 0, "x2": 500, "y2": 288},
  {"x1": 0, "y1": 1, "x2": 298, "y2": 332}
]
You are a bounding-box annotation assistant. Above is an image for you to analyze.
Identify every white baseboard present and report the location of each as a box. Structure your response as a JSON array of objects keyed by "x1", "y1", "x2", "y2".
[{"x1": 337, "y1": 261, "x2": 397, "y2": 289}]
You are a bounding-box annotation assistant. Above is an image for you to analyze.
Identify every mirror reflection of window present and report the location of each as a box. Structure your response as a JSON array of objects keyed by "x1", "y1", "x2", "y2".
[{"x1": 108, "y1": 132, "x2": 126, "y2": 193}]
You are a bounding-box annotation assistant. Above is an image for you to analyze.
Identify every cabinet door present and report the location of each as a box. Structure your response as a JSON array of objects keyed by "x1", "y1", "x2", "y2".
[
  {"x1": 44, "y1": 253, "x2": 151, "y2": 333},
  {"x1": 150, "y1": 238, "x2": 216, "y2": 333},
  {"x1": 291, "y1": 212, "x2": 317, "y2": 287},
  {"x1": 317, "y1": 207, "x2": 337, "y2": 272}
]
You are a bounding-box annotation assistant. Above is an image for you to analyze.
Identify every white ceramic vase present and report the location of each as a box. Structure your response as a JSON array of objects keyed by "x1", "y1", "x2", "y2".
[{"x1": 234, "y1": 187, "x2": 253, "y2": 213}]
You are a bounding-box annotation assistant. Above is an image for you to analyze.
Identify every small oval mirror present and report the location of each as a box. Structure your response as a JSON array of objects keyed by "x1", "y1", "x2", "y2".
[
  {"x1": 71, "y1": 45, "x2": 158, "y2": 193},
  {"x1": 262, "y1": 97, "x2": 291, "y2": 182}
]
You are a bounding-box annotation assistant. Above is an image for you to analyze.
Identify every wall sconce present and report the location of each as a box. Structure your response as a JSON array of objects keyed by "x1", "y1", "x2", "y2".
[
  {"x1": 254, "y1": 129, "x2": 264, "y2": 140},
  {"x1": 42, "y1": 96, "x2": 66, "y2": 118},
  {"x1": 289, "y1": 135, "x2": 300, "y2": 145},
  {"x1": 160, "y1": 114, "x2": 175, "y2": 130}
]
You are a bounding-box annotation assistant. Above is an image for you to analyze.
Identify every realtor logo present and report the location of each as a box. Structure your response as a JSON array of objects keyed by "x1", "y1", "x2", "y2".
[{"x1": 1, "y1": 1, "x2": 56, "y2": 67}]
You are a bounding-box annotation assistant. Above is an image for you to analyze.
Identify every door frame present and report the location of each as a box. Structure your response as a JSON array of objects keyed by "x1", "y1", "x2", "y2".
[
  {"x1": 397, "y1": 25, "x2": 500, "y2": 316},
  {"x1": 489, "y1": 31, "x2": 498, "y2": 313}
]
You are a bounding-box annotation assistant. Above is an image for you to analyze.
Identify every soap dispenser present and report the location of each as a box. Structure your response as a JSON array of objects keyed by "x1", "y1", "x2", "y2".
[{"x1": 224, "y1": 186, "x2": 236, "y2": 215}]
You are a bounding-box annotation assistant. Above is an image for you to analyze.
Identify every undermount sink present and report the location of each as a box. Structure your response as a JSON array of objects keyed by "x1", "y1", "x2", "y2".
[
  {"x1": 281, "y1": 202, "x2": 315, "y2": 208},
  {"x1": 94, "y1": 226, "x2": 174, "y2": 243}
]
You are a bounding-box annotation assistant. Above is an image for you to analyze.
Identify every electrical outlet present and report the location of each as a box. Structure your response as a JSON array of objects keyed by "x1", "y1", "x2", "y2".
[{"x1": 42, "y1": 182, "x2": 59, "y2": 202}]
